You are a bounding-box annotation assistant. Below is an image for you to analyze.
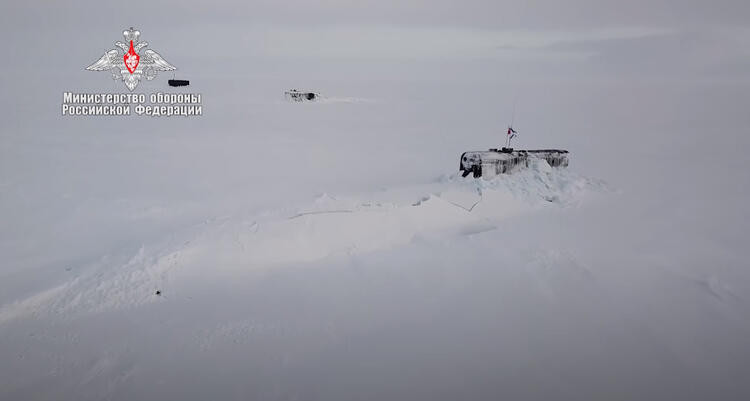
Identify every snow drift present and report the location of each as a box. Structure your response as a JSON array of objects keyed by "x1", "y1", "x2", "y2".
[{"x1": 0, "y1": 161, "x2": 606, "y2": 322}]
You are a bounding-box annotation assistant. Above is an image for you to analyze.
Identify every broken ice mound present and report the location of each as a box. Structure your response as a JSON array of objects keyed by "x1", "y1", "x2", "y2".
[{"x1": 444, "y1": 160, "x2": 609, "y2": 207}]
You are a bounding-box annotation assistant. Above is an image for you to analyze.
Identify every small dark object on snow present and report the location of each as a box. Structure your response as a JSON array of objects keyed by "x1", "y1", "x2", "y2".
[
  {"x1": 285, "y1": 89, "x2": 318, "y2": 102},
  {"x1": 155, "y1": 290, "x2": 161, "y2": 296},
  {"x1": 168, "y1": 79, "x2": 189, "y2": 87}
]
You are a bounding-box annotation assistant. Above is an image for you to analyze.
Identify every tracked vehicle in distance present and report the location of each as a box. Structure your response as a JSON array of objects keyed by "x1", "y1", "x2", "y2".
[{"x1": 285, "y1": 89, "x2": 318, "y2": 102}]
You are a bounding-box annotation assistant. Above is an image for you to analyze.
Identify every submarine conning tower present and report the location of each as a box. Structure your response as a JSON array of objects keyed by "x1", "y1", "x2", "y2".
[{"x1": 459, "y1": 148, "x2": 569, "y2": 178}]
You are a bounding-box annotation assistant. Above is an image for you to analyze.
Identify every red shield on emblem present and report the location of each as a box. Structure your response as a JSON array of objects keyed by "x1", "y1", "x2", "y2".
[{"x1": 124, "y1": 40, "x2": 140, "y2": 74}]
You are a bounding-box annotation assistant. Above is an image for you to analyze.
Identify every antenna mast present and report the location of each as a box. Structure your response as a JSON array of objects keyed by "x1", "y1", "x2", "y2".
[{"x1": 506, "y1": 96, "x2": 518, "y2": 148}]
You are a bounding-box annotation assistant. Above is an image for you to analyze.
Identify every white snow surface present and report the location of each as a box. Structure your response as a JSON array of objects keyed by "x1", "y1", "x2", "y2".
[
  {"x1": 0, "y1": 162, "x2": 605, "y2": 323},
  {"x1": 2, "y1": 7, "x2": 750, "y2": 400}
]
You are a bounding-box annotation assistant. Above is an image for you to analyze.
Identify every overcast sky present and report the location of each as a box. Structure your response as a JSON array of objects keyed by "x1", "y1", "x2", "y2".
[
  {"x1": 1, "y1": 0, "x2": 748, "y2": 84},
  {"x1": 5, "y1": 0, "x2": 749, "y2": 29}
]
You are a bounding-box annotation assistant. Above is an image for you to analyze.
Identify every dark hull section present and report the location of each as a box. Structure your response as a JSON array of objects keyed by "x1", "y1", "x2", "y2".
[{"x1": 460, "y1": 148, "x2": 569, "y2": 178}]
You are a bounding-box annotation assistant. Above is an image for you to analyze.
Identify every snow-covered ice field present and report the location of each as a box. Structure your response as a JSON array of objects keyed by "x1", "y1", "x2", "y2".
[{"x1": 2, "y1": 2, "x2": 750, "y2": 400}]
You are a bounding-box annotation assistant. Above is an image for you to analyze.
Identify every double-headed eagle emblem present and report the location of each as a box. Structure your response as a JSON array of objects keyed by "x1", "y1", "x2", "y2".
[{"x1": 87, "y1": 27, "x2": 176, "y2": 91}]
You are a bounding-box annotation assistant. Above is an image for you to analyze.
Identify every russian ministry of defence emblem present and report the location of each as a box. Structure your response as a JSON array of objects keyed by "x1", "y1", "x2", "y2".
[{"x1": 87, "y1": 27, "x2": 176, "y2": 91}]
